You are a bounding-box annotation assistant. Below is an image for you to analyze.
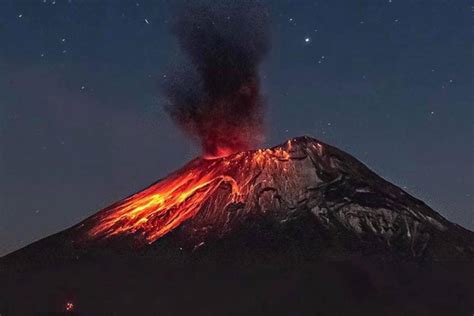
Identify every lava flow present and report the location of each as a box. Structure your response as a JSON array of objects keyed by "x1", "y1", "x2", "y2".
[{"x1": 86, "y1": 144, "x2": 293, "y2": 244}]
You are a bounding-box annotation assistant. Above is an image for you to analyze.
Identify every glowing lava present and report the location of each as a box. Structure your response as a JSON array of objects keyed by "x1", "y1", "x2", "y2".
[
  {"x1": 203, "y1": 145, "x2": 237, "y2": 160},
  {"x1": 86, "y1": 144, "x2": 293, "y2": 244}
]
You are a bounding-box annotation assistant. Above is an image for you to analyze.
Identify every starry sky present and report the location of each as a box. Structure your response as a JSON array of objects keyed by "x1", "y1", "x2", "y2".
[{"x1": 0, "y1": 0, "x2": 472, "y2": 256}]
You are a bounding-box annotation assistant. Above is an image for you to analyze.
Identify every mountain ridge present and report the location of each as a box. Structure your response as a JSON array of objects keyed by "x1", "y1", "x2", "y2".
[{"x1": 2, "y1": 136, "x2": 472, "y2": 263}]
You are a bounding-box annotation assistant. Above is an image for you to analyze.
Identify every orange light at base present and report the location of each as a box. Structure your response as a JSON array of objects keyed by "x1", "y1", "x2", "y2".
[
  {"x1": 65, "y1": 302, "x2": 74, "y2": 312},
  {"x1": 85, "y1": 144, "x2": 295, "y2": 244}
]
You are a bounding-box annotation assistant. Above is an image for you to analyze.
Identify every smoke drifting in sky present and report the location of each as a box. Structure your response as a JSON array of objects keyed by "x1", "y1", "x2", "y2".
[{"x1": 161, "y1": 0, "x2": 271, "y2": 158}]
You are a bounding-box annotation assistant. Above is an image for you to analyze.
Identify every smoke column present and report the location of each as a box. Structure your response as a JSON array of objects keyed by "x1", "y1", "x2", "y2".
[{"x1": 162, "y1": 0, "x2": 271, "y2": 158}]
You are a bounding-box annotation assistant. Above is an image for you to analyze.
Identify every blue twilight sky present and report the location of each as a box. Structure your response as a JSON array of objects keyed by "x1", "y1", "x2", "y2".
[{"x1": 0, "y1": 0, "x2": 472, "y2": 256}]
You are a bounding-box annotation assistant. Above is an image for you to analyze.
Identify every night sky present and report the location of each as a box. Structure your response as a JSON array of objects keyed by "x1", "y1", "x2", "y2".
[{"x1": 0, "y1": 0, "x2": 472, "y2": 256}]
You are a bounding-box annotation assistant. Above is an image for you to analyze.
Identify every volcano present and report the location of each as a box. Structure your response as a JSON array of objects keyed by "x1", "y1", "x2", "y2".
[{"x1": 1, "y1": 136, "x2": 473, "y2": 316}]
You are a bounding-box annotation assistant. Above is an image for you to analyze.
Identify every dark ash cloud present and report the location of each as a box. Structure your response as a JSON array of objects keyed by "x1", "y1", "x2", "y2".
[{"x1": 161, "y1": 0, "x2": 271, "y2": 157}]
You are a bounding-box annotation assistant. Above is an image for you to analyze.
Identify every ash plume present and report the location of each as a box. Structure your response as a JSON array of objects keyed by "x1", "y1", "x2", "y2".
[{"x1": 162, "y1": 0, "x2": 271, "y2": 157}]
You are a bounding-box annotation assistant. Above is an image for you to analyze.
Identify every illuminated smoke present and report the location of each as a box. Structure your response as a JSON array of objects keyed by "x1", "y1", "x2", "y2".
[{"x1": 161, "y1": 0, "x2": 271, "y2": 158}]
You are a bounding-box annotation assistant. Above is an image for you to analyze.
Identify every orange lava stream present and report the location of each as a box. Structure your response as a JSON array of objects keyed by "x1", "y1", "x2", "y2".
[{"x1": 87, "y1": 147, "x2": 291, "y2": 244}]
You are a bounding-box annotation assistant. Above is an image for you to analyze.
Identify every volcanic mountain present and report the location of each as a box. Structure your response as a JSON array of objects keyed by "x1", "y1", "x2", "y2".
[{"x1": 1, "y1": 136, "x2": 473, "y2": 316}]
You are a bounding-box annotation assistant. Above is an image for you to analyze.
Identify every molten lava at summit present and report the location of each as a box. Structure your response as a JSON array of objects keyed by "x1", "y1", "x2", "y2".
[{"x1": 86, "y1": 140, "x2": 294, "y2": 244}]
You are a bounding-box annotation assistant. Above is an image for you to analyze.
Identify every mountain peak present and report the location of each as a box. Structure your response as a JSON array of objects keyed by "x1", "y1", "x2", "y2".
[
  {"x1": 22, "y1": 135, "x2": 466, "y2": 260},
  {"x1": 3, "y1": 136, "x2": 473, "y2": 261}
]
